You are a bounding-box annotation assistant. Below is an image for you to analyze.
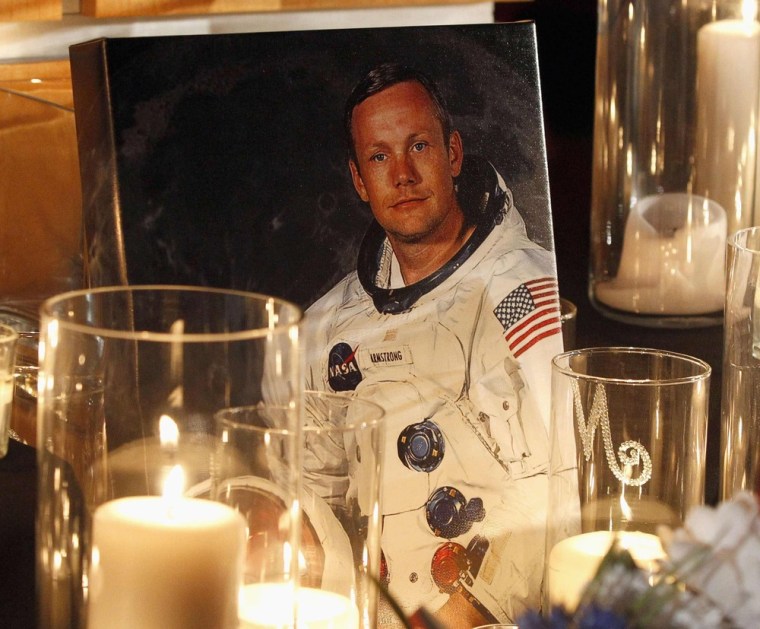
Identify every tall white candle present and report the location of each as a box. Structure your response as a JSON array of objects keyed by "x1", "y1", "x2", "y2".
[
  {"x1": 695, "y1": 15, "x2": 760, "y2": 235},
  {"x1": 547, "y1": 530, "x2": 665, "y2": 612},
  {"x1": 238, "y1": 583, "x2": 359, "y2": 629},
  {"x1": 88, "y1": 495, "x2": 246, "y2": 629}
]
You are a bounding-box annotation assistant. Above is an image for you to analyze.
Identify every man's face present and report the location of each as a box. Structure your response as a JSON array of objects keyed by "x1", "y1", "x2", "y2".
[{"x1": 348, "y1": 81, "x2": 464, "y2": 246}]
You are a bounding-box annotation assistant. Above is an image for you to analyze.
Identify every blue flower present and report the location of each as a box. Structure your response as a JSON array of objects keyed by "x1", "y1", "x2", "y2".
[
  {"x1": 517, "y1": 605, "x2": 629, "y2": 629},
  {"x1": 577, "y1": 605, "x2": 628, "y2": 629},
  {"x1": 516, "y1": 606, "x2": 571, "y2": 628}
]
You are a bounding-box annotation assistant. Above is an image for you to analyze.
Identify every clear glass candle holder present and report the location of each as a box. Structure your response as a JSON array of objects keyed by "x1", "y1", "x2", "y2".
[
  {"x1": 590, "y1": 0, "x2": 759, "y2": 327},
  {"x1": 721, "y1": 227, "x2": 760, "y2": 499},
  {"x1": 0, "y1": 310, "x2": 40, "y2": 447},
  {"x1": 546, "y1": 347, "x2": 710, "y2": 611},
  {"x1": 0, "y1": 322, "x2": 18, "y2": 458},
  {"x1": 36, "y1": 286, "x2": 303, "y2": 629},
  {"x1": 215, "y1": 391, "x2": 385, "y2": 629}
]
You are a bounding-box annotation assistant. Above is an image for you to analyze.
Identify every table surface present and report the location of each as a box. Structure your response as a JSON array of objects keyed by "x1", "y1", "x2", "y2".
[{"x1": 0, "y1": 3, "x2": 726, "y2": 626}]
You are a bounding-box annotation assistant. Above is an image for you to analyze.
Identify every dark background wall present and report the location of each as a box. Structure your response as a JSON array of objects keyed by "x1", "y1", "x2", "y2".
[{"x1": 496, "y1": 0, "x2": 597, "y2": 311}]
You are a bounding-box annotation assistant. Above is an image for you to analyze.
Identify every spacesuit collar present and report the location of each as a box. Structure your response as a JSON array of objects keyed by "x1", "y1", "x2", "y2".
[{"x1": 357, "y1": 157, "x2": 510, "y2": 315}]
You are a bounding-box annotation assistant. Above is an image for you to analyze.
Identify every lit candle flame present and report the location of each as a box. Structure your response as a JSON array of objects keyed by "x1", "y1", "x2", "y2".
[
  {"x1": 164, "y1": 465, "x2": 185, "y2": 500},
  {"x1": 169, "y1": 319, "x2": 184, "y2": 407},
  {"x1": 743, "y1": 0, "x2": 758, "y2": 24},
  {"x1": 283, "y1": 541, "x2": 293, "y2": 579},
  {"x1": 620, "y1": 493, "x2": 633, "y2": 522},
  {"x1": 159, "y1": 414, "x2": 179, "y2": 448}
]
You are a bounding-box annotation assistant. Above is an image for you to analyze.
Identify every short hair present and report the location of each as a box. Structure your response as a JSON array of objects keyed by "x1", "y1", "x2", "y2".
[{"x1": 344, "y1": 62, "x2": 453, "y2": 164}]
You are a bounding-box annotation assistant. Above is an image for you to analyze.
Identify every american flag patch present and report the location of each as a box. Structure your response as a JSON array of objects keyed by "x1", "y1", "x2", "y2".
[{"x1": 493, "y1": 277, "x2": 561, "y2": 357}]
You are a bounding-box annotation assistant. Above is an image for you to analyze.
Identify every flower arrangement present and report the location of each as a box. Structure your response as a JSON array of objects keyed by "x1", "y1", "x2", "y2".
[{"x1": 519, "y1": 492, "x2": 760, "y2": 628}]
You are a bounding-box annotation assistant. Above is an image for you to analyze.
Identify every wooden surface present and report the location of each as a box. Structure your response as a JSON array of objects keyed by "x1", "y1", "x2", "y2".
[
  {"x1": 0, "y1": 59, "x2": 71, "y2": 82},
  {"x1": 0, "y1": 60, "x2": 73, "y2": 109},
  {"x1": 0, "y1": 0, "x2": 517, "y2": 21},
  {"x1": 0, "y1": 58, "x2": 82, "y2": 316},
  {"x1": 81, "y1": 0, "x2": 489, "y2": 18},
  {"x1": 0, "y1": 0, "x2": 62, "y2": 20}
]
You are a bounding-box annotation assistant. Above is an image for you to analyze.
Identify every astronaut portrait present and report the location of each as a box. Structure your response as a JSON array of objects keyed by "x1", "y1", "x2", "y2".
[
  {"x1": 72, "y1": 22, "x2": 568, "y2": 629},
  {"x1": 303, "y1": 61, "x2": 565, "y2": 626}
]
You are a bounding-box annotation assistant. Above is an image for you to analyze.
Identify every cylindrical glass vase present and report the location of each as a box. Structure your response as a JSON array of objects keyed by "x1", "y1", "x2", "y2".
[
  {"x1": 36, "y1": 286, "x2": 303, "y2": 629},
  {"x1": 215, "y1": 391, "x2": 385, "y2": 629},
  {"x1": 546, "y1": 347, "x2": 710, "y2": 611},
  {"x1": 590, "y1": 0, "x2": 760, "y2": 327},
  {"x1": 0, "y1": 322, "x2": 18, "y2": 458},
  {"x1": 721, "y1": 227, "x2": 760, "y2": 499}
]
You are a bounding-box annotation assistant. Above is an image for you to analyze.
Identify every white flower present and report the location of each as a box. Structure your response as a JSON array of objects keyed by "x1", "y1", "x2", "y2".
[
  {"x1": 661, "y1": 492, "x2": 760, "y2": 629},
  {"x1": 579, "y1": 546, "x2": 725, "y2": 628},
  {"x1": 652, "y1": 586, "x2": 724, "y2": 629}
]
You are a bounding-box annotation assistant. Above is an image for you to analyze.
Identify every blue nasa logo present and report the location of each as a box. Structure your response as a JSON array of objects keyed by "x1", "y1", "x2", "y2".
[{"x1": 327, "y1": 342, "x2": 362, "y2": 391}]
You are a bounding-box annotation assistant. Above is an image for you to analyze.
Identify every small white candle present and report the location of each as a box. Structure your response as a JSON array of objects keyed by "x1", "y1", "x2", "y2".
[
  {"x1": 694, "y1": 13, "x2": 760, "y2": 235},
  {"x1": 595, "y1": 193, "x2": 726, "y2": 314},
  {"x1": 547, "y1": 530, "x2": 665, "y2": 611},
  {"x1": 88, "y1": 495, "x2": 246, "y2": 629},
  {"x1": 238, "y1": 583, "x2": 359, "y2": 629}
]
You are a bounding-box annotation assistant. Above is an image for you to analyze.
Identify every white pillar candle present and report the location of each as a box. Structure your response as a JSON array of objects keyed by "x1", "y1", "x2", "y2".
[
  {"x1": 239, "y1": 583, "x2": 359, "y2": 629},
  {"x1": 595, "y1": 193, "x2": 726, "y2": 314},
  {"x1": 88, "y1": 496, "x2": 246, "y2": 629},
  {"x1": 694, "y1": 15, "x2": 760, "y2": 235},
  {"x1": 547, "y1": 530, "x2": 665, "y2": 612}
]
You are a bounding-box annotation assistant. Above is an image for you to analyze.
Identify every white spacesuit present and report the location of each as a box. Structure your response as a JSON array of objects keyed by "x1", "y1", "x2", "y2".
[{"x1": 304, "y1": 157, "x2": 564, "y2": 623}]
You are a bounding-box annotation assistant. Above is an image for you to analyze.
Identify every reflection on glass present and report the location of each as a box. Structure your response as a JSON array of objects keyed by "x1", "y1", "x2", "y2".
[
  {"x1": 0, "y1": 71, "x2": 82, "y2": 449},
  {"x1": 0, "y1": 75, "x2": 82, "y2": 337}
]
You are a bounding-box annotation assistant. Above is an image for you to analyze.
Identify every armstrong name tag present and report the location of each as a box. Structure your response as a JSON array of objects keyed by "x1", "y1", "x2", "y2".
[{"x1": 361, "y1": 345, "x2": 413, "y2": 366}]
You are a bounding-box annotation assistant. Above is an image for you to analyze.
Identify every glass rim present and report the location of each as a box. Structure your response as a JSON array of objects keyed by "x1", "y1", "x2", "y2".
[
  {"x1": 40, "y1": 284, "x2": 303, "y2": 342},
  {"x1": 559, "y1": 297, "x2": 577, "y2": 322},
  {"x1": 551, "y1": 346, "x2": 711, "y2": 385},
  {"x1": 729, "y1": 225, "x2": 760, "y2": 254},
  {"x1": 216, "y1": 391, "x2": 385, "y2": 435}
]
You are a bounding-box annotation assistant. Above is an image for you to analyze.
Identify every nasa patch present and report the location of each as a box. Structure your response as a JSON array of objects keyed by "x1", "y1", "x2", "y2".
[{"x1": 327, "y1": 342, "x2": 363, "y2": 391}]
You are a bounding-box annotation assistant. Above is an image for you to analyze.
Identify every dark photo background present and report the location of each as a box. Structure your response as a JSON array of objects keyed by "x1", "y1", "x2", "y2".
[{"x1": 71, "y1": 22, "x2": 555, "y2": 309}]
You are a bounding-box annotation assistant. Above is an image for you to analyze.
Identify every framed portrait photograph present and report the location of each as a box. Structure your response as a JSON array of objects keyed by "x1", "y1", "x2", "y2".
[{"x1": 70, "y1": 22, "x2": 567, "y2": 627}]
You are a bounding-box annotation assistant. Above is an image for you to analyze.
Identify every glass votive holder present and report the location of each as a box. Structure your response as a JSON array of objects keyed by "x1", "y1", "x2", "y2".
[
  {"x1": 36, "y1": 286, "x2": 302, "y2": 629},
  {"x1": 546, "y1": 347, "x2": 710, "y2": 611},
  {"x1": 214, "y1": 391, "x2": 385, "y2": 629},
  {"x1": 207, "y1": 408, "x2": 303, "y2": 629},
  {"x1": 302, "y1": 391, "x2": 384, "y2": 629},
  {"x1": 0, "y1": 323, "x2": 18, "y2": 458},
  {"x1": 0, "y1": 310, "x2": 39, "y2": 446},
  {"x1": 721, "y1": 226, "x2": 760, "y2": 499},
  {"x1": 590, "y1": 0, "x2": 758, "y2": 327},
  {"x1": 10, "y1": 328, "x2": 38, "y2": 447},
  {"x1": 0, "y1": 311, "x2": 46, "y2": 449}
]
